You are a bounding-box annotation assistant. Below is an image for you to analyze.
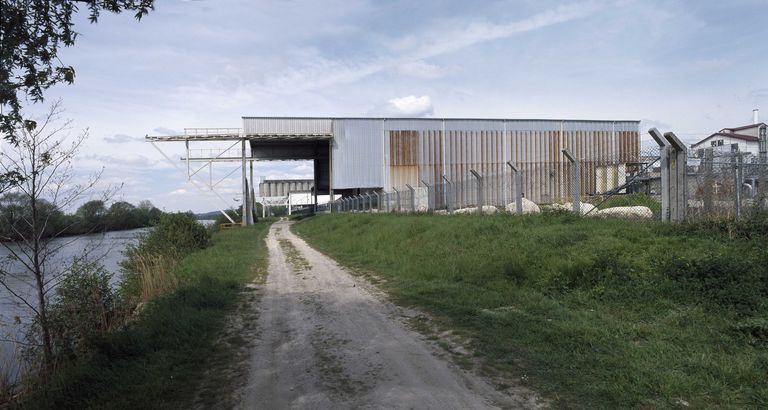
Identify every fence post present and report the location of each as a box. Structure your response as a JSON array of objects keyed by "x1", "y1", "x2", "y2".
[
  {"x1": 384, "y1": 192, "x2": 390, "y2": 213},
  {"x1": 393, "y1": 187, "x2": 401, "y2": 212},
  {"x1": 664, "y1": 131, "x2": 688, "y2": 222},
  {"x1": 703, "y1": 148, "x2": 714, "y2": 217},
  {"x1": 649, "y1": 128, "x2": 670, "y2": 221},
  {"x1": 406, "y1": 184, "x2": 416, "y2": 211},
  {"x1": 734, "y1": 150, "x2": 742, "y2": 220},
  {"x1": 507, "y1": 161, "x2": 523, "y2": 215},
  {"x1": 760, "y1": 132, "x2": 768, "y2": 209},
  {"x1": 420, "y1": 180, "x2": 432, "y2": 210},
  {"x1": 441, "y1": 175, "x2": 453, "y2": 213},
  {"x1": 367, "y1": 193, "x2": 373, "y2": 212},
  {"x1": 562, "y1": 149, "x2": 580, "y2": 214},
  {"x1": 373, "y1": 192, "x2": 380, "y2": 211},
  {"x1": 470, "y1": 170, "x2": 483, "y2": 215}
]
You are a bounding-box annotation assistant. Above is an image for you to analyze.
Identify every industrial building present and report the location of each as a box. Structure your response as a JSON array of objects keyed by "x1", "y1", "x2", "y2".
[
  {"x1": 147, "y1": 116, "x2": 640, "y2": 223},
  {"x1": 245, "y1": 117, "x2": 640, "y2": 203}
]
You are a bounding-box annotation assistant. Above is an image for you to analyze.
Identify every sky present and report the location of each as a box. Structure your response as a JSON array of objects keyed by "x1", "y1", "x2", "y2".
[{"x1": 10, "y1": 0, "x2": 768, "y2": 212}]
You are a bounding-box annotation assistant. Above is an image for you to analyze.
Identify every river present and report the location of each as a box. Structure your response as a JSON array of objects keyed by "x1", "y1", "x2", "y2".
[{"x1": 0, "y1": 228, "x2": 148, "y2": 383}]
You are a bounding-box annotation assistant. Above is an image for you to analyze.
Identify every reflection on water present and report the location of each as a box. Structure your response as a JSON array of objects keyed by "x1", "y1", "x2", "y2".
[{"x1": 0, "y1": 228, "x2": 147, "y2": 381}]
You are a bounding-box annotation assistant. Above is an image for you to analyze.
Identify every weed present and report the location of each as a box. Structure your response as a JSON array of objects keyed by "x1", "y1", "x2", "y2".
[{"x1": 293, "y1": 213, "x2": 768, "y2": 409}]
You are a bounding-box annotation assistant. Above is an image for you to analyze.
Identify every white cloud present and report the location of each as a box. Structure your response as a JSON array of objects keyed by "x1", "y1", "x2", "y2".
[
  {"x1": 152, "y1": 127, "x2": 181, "y2": 135},
  {"x1": 387, "y1": 95, "x2": 434, "y2": 117},
  {"x1": 171, "y1": 2, "x2": 597, "y2": 104},
  {"x1": 103, "y1": 133, "x2": 139, "y2": 144},
  {"x1": 395, "y1": 60, "x2": 444, "y2": 79},
  {"x1": 170, "y1": 188, "x2": 188, "y2": 196}
]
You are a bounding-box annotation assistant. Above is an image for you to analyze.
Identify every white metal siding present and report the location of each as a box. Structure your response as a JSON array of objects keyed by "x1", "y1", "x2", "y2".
[
  {"x1": 332, "y1": 119, "x2": 385, "y2": 189},
  {"x1": 242, "y1": 117, "x2": 333, "y2": 135}
]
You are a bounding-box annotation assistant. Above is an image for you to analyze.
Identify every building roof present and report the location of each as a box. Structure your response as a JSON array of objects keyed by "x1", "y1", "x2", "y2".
[
  {"x1": 721, "y1": 122, "x2": 767, "y2": 132},
  {"x1": 692, "y1": 132, "x2": 760, "y2": 148}
]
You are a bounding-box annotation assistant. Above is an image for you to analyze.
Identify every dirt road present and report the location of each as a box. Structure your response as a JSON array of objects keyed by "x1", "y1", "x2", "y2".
[{"x1": 240, "y1": 221, "x2": 538, "y2": 409}]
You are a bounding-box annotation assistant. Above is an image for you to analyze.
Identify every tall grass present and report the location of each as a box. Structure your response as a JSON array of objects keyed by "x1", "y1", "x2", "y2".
[
  {"x1": 19, "y1": 219, "x2": 271, "y2": 409},
  {"x1": 130, "y1": 253, "x2": 179, "y2": 303},
  {"x1": 293, "y1": 213, "x2": 768, "y2": 409}
]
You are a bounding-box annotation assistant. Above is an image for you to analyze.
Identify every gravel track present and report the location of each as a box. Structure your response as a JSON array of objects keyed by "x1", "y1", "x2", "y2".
[{"x1": 239, "y1": 220, "x2": 538, "y2": 409}]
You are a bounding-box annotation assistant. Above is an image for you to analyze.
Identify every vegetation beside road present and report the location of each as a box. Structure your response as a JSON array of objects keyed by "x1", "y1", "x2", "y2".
[
  {"x1": 0, "y1": 194, "x2": 163, "y2": 240},
  {"x1": 20, "y1": 215, "x2": 271, "y2": 409},
  {"x1": 293, "y1": 212, "x2": 768, "y2": 409}
]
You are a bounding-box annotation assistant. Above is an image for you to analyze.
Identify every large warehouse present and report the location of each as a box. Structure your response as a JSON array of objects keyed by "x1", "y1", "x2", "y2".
[
  {"x1": 147, "y1": 116, "x2": 641, "y2": 220},
  {"x1": 245, "y1": 117, "x2": 640, "y2": 204}
]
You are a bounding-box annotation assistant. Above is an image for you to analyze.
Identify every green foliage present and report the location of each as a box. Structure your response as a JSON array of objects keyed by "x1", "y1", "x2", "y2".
[
  {"x1": 0, "y1": 194, "x2": 161, "y2": 240},
  {"x1": 46, "y1": 260, "x2": 118, "y2": 363},
  {"x1": 294, "y1": 213, "x2": 768, "y2": 408},
  {"x1": 22, "y1": 223, "x2": 271, "y2": 409},
  {"x1": 121, "y1": 213, "x2": 210, "y2": 303},
  {"x1": 681, "y1": 209, "x2": 768, "y2": 240},
  {"x1": 661, "y1": 253, "x2": 766, "y2": 313},
  {"x1": 213, "y1": 209, "x2": 242, "y2": 227},
  {"x1": 0, "y1": 0, "x2": 155, "y2": 140}
]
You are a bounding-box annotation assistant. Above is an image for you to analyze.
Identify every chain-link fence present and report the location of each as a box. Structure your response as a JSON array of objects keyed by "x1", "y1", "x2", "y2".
[
  {"x1": 329, "y1": 146, "x2": 666, "y2": 220},
  {"x1": 686, "y1": 149, "x2": 768, "y2": 220}
]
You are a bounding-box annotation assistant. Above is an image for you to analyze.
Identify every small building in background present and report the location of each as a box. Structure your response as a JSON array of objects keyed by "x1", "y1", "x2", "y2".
[{"x1": 691, "y1": 109, "x2": 766, "y2": 155}]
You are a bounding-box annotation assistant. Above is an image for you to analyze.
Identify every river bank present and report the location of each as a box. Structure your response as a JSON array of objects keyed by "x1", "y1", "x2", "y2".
[
  {"x1": 17, "y1": 221, "x2": 271, "y2": 409},
  {"x1": 0, "y1": 228, "x2": 148, "y2": 384}
]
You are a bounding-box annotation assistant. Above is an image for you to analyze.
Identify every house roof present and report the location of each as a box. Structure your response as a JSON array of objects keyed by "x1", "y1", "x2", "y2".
[
  {"x1": 691, "y1": 132, "x2": 759, "y2": 148},
  {"x1": 721, "y1": 122, "x2": 767, "y2": 132}
]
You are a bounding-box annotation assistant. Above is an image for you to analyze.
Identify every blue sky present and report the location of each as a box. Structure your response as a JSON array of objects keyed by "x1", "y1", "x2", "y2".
[{"x1": 18, "y1": 0, "x2": 768, "y2": 212}]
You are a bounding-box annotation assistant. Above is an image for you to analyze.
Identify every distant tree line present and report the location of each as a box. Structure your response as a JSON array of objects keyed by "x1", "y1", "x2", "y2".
[{"x1": 0, "y1": 193, "x2": 163, "y2": 241}]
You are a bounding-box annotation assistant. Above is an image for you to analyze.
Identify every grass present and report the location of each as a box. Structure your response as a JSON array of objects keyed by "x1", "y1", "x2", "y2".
[
  {"x1": 292, "y1": 213, "x2": 768, "y2": 409},
  {"x1": 21, "y1": 222, "x2": 271, "y2": 410}
]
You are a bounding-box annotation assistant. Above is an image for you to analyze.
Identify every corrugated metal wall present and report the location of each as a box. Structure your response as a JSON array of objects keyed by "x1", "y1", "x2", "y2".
[
  {"x1": 242, "y1": 117, "x2": 640, "y2": 203},
  {"x1": 382, "y1": 119, "x2": 639, "y2": 204},
  {"x1": 243, "y1": 117, "x2": 332, "y2": 135},
  {"x1": 332, "y1": 119, "x2": 385, "y2": 189}
]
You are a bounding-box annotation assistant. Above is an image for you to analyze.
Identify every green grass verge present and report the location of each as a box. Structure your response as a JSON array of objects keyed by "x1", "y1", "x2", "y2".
[
  {"x1": 292, "y1": 213, "x2": 768, "y2": 409},
  {"x1": 22, "y1": 222, "x2": 271, "y2": 410}
]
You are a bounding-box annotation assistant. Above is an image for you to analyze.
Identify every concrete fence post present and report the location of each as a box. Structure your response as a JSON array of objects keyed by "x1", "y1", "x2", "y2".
[
  {"x1": 406, "y1": 184, "x2": 416, "y2": 212},
  {"x1": 373, "y1": 192, "x2": 380, "y2": 211},
  {"x1": 470, "y1": 170, "x2": 483, "y2": 215},
  {"x1": 393, "y1": 187, "x2": 401, "y2": 212},
  {"x1": 366, "y1": 193, "x2": 373, "y2": 212},
  {"x1": 734, "y1": 150, "x2": 743, "y2": 220},
  {"x1": 385, "y1": 192, "x2": 390, "y2": 213},
  {"x1": 649, "y1": 128, "x2": 670, "y2": 221},
  {"x1": 441, "y1": 175, "x2": 453, "y2": 213},
  {"x1": 561, "y1": 149, "x2": 581, "y2": 214},
  {"x1": 420, "y1": 180, "x2": 432, "y2": 210},
  {"x1": 665, "y1": 131, "x2": 688, "y2": 222},
  {"x1": 507, "y1": 161, "x2": 523, "y2": 215},
  {"x1": 703, "y1": 148, "x2": 714, "y2": 216}
]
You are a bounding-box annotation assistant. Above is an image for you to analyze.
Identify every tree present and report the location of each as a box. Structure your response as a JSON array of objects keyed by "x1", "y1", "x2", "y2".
[
  {"x1": 76, "y1": 199, "x2": 108, "y2": 232},
  {"x1": 0, "y1": 102, "x2": 108, "y2": 377},
  {"x1": 0, "y1": 0, "x2": 155, "y2": 141}
]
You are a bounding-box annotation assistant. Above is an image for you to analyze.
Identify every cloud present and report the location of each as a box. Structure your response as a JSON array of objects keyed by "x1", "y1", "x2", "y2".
[
  {"x1": 172, "y1": 2, "x2": 598, "y2": 103},
  {"x1": 170, "y1": 188, "x2": 188, "y2": 196},
  {"x1": 103, "y1": 134, "x2": 139, "y2": 144},
  {"x1": 395, "y1": 60, "x2": 444, "y2": 79},
  {"x1": 152, "y1": 127, "x2": 181, "y2": 135},
  {"x1": 387, "y1": 95, "x2": 434, "y2": 117},
  {"x1": 82, "y1": 153, "x2": 160, "y2": 168}
]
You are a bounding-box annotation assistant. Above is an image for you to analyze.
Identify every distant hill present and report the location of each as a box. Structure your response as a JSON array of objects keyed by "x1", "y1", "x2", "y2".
[{"x1": 195, "y1": 211, "x2": 222, "y2": 220}]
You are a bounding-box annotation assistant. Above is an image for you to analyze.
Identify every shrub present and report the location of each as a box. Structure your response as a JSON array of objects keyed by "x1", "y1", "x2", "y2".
[
  {"x1": 44, "y1": 260, "x2": 117, "y2": 363},
  {"x1": 661, "y1": 253, "x2": 766, "y2": 313},
  {"x1": 121, "y1": 213, "x2": 211, "y2": 305}
]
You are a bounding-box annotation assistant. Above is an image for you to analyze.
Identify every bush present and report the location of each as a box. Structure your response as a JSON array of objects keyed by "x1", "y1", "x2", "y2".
[
  {"x1": 44, "y1": 260, "x2": 117, "y2": 364},
  {"x1": 661, "y1": 253, "x2": 766, "y2": 313},
  {"x1": 121, "y1": 213, "x2": 211, "y2": 305}
]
